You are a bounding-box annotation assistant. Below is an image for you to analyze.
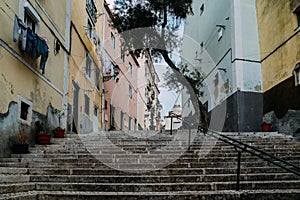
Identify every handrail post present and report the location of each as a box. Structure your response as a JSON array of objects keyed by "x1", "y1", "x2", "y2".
[
  {"x1": 188, "y1": 128, "x2": 191, "y2": 150},
  {"x1": 170, "y1": 116, "x2": 173, "y2": 135},
  {"x1": 236, "y1": 150, "x2": 241, "y2": 191}
]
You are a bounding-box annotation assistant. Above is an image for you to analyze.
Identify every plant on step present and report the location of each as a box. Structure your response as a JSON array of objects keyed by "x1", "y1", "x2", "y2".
[
  {"x1": 35, "y1": 120, "x2": 51, "y2": 145},
  {"x1": 53, "y1": 126, "x2": 65, "y2": 138},
  {"x1": 51, "y1": 107, "x2": 66, "y2": 138},
  {"x1": 12, "y1": 129, "x2": 29, "y2": 154}
]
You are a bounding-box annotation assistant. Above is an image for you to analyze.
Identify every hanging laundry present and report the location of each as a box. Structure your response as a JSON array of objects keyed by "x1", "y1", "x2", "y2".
[
  {"x1": 24, "y1": 28, "x2": 38, "y2": 58},
  {"x1": 13, "y1": 15, "x2": 26, "y2": 44},
  {"x1": 13, "y1": 15, "x2": 20, "y2": 42},
  {"x1": 21, "y1": 28, "x2": 27, "y2": 51},
  {"x1": 13, "y1": 15, "x2": 49, "y2": 75},
  {"x1": 36, "y1": 37, "x2": 49, "y2": 74}
]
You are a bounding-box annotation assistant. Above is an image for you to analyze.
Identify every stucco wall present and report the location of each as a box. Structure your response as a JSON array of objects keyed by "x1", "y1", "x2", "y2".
[{"x1": 256, "y1": 0, "x2": 300, "y2": 91}]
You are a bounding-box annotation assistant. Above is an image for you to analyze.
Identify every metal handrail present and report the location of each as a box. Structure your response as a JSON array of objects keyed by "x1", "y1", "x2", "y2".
[
  {"x1": 198, "y1": 126, "x2": 300, "y2": 190},
  {"x1": 166, "y1": 114, "x2": 300, "y2": 190}
]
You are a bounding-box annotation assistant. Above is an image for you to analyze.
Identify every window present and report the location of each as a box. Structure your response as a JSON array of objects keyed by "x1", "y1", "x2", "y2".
[
  {"x1": 23, "y1": 1, "x2": 40, "y2": 33},
  {"x1": 110, "y1": 105, "x2": 115, "y2": 127},
  {"x1": 86, "y1": 19, "x2": 93, "y2": 39},
  {"x1": 200, "y1": 4, "x2": 204, "y2": 16},
  {"x1": 24, "y1": 11, "x2": 36, "y2": 32},
  {"x1": 121, "y1": 49, "x2": 125, "y2": 62},
  {"x1": 86, "y1": 52, "x2": 92, "y2": 78},
  {"x1": 104, "y1": 100, "x2": 108, "y2": 109},
  {"x1": 94, "y1": 105, "x2": 98, "y2": 117},
  {"x1": 129, "y1": 62, "x2": 132, "y2": 75},
  {"x1": 95, "y1": 67, "x2": 100, "y2": 90},
  {"x1": 293, "y1": 63, "x2": 300, "y2": 86},
  {"x1": 129, "y1": 85, "x2": 133, "y2": 99},
  {"x1": 84, "y1": 94, "x2": 90, "y2": 115},
  {"x1": 128, "y1": 117, "x2": 132, "y2": 130},
  {"x1": 111, "y1": 32, "x2": 115, "y2": 49},
  {"x1": 120, "y1": 111, "x2": 124, "y2": 130},
  {"x1": 18, "y1": 95, "x2": 32, "y2": 125},
  {"x1": 86, "y1": 0, "x2": 97, "y2": 24}
]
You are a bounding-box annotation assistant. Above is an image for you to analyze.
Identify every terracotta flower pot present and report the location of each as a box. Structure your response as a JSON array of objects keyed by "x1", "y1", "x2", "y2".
[
  {"x1": 38, "y1": 134, "x2": 51, "y2": 145},
  {"x1": 54, "y1": 129, "x2": 65, "y2": 138},
  {"x1": 261, "y1": 122, "x2": 271, "y2": 132}
]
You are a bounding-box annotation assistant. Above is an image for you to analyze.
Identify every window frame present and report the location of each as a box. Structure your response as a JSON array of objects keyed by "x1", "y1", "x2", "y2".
[
  {"x1": 85, "y1": 52, "x2": 92, "y2": 79},
  {"x1": 17, "y1": 95, "x2": 33, "y2": 126},
  {"x1": 86, "y1": 18, "x2": 94, "y2": 40},
  {"x1": 293, "y1": 63, "x2": 300, "y2": 86},
  {"x1": 84, "y1": 94, "x2": 90, "y2": 116},
  {"x1": 129, "y1": 85, "x2": 133, "y2": 100},
  {"x1": 129, "y1": 62, "x2": 132, "y2": 75},
  {"x1": 110, "y1": 32, "x2": 116, "y2": 49},
  {"x1": 21, "y1": 1, "x2": 41, "y2": 33}
]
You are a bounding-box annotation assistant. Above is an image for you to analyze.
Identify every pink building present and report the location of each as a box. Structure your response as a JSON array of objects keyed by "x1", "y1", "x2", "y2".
[{"x1": 102, "y1": 3, "x2": 139, "y2": 131}]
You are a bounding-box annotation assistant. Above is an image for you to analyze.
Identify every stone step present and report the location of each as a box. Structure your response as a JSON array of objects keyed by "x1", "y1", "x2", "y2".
[
  {"x1": 0, "y1": 183, "x2": 35, "y2": 194},
  {"x1": 0, "y1": 167, "x2": 28, "y2": 175},
  {"x1": 33, "y1": 180, "x2": 300, "y2": 192},
  {"x1": 27, "y1": 166, "x2": 291, "y2": 176},
  {"x1": 29, "y1": 173, "x2": 299, "y2": 183},
  {"x1": 0, "y1": 175, "x2": 30, "y2": 183},
  {"x1": 34, "y1": 189, "x2": 300, "y2": 200},
  {"x1": 0, "y1": 192, "x2": 37, "y2": 200}
]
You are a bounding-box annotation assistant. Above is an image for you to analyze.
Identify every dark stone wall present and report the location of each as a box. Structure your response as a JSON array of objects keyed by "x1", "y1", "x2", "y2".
[
  {"x1": 263, "y1": 77, "x2": 300, "y2": 134},
  {"x1": 209, "y1": 91, "x2": 263, "y2": 132},
  {"x1": 0, "y1": 101, "x2": 51, "y2": 157},
  {"x1": 264, "y1": 77, "x2": 300, "y2": 119}
]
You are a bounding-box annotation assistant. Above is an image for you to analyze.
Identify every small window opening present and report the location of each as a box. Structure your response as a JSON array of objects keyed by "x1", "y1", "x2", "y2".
[{"x1": 20, "y1": 102, "x2": 30, "y2": 121}]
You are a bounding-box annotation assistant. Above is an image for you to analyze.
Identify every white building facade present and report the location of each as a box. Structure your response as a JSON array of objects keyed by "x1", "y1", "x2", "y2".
[{"x1": 181, "y1": 0, "x2": 263, "y2": 131}]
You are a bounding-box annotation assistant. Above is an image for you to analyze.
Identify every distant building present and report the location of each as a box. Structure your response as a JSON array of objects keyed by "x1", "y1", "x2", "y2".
[
  {"x1": 102, "y1": 2, "x2": 139, "y2": 131},
  {"x1": 137, "y1": 51, "x2": 161, "y2": 130},
  {"x1": 164, "y1": 105, "x2": 182, "y2": 131},
  {"x1": 68, "y1": 0, "x2": 104, "y2": 134}
]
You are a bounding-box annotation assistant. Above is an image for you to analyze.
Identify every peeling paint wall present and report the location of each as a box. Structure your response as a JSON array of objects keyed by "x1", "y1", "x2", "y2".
[
  {"x1": 257, "y1": 0, "x2": 300, "y2": 133},
  {"x1": 0, "y1": 0, "x2": 70, "y2": 155},
  {"x1": 256, "y1": 0, "x2": 300, "y2": 91}
]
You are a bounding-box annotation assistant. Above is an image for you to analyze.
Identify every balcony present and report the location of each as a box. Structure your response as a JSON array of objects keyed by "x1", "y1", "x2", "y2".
[{"x1": 86, "y1": 0, "x2": 97, "y2": 24}]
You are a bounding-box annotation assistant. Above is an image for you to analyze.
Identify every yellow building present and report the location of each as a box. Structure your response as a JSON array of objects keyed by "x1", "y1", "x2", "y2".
[
  {"x1": 68, "y1": 0, "x2": 104, "y2": 134},
  {"x1": 0, "y1": 0, "x2": 71, "y2": 156},
  {"x1": 257, "y1": 0, "x2": 300, "y2": 132}
]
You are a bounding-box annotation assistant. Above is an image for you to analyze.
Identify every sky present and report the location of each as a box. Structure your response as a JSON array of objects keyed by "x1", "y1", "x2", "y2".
[{"x1": 154, "y1": 63, "x2": 182, "y2": 118}]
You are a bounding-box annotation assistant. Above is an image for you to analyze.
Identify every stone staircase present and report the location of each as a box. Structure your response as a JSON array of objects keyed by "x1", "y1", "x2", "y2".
[{"x1": 0, "y1": 130, "x2": 300, "y2": 200}]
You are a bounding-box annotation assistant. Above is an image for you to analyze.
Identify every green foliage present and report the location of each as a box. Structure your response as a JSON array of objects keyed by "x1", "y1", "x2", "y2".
[
  {"x1": 35, "y1": 121, "x2": 45, "y2": 132},
  {"x1": 163, "y1": 63, "x2": 204, "y2": 98},
  {"x1": 111, "y1": 0, "x2": 193, "y2": 56}
]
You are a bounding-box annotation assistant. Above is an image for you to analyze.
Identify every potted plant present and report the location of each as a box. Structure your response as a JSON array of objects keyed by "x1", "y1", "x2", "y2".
[
  {"x1": 52, "y1": 108, "x2": 65, "y2": 138},
  {"x1": 12, "y1": 129, "x2": 29, "y2": 154},
  {"x1": 53, "y1": 126, "x2": 65, "y2": 138},
  {"x1": 261, "y1": 122, "x2": 271, "y2": 132},
  {"x1": 35, "y1": 121, "x2": 51, "y2": 145}
]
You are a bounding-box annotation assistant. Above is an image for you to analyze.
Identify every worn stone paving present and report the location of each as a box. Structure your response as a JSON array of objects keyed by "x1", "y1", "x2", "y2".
[{"x1": 0, "y1": 130, "x2": 299, "y2": 199}]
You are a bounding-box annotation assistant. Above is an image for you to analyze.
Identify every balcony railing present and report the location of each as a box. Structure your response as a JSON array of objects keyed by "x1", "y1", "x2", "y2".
[{"x1": 86, "y1": 0, "x2": 97, "y2": 24}]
